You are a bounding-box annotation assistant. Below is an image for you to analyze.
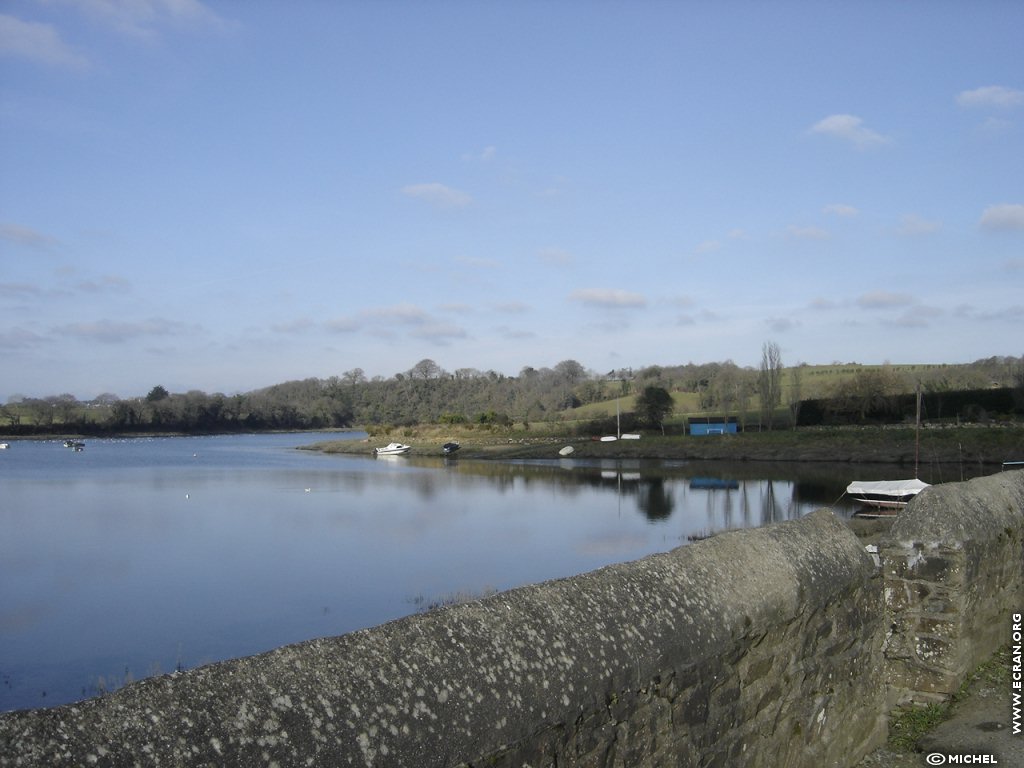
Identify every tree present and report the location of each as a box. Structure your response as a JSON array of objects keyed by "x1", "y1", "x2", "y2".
[
  {"x1": 342, "y1": 368, "x2": 366, "y2": 388},
  {"x1": 758, "y1": 341, "x2": 783, "y2": 430},
  {"x1": 635, "y1": 386, "x2": 674, "y2": 434},
  {"x1": 554, "y1": 359, "x2": 586, "y2": 385},
  {"x1": 788, "y1": 364, "x2": 804, "y2": 429},
  {"x1": 410, "y1": 359, "x2": 444, "y2": 380},
  {"x1": 146, "y1": 385, "x2": 170, "y2": 402}
]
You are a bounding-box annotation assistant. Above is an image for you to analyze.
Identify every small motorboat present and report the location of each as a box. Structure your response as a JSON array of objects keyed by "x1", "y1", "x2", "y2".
[
  {"x1": 0, "y1": 442, "x2": 9, "y2": 450},
  {"x1": 442, "y1": 442, "x2": 460, "y2": 455},
  {"x1": 374, "y1": 442, "x2": 411, "y2": 456}
]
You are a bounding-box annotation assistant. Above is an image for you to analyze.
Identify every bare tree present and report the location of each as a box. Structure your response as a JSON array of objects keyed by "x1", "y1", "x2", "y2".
[
  {"x1": 342, "y1": 368, "x2": 366, "y2": 388},
  {"x1": 409, "y1": 359, "x2": 444, "y2": 380},
  {"x1": 758, "y1": 341, "x2": 783, "y2": 430}
]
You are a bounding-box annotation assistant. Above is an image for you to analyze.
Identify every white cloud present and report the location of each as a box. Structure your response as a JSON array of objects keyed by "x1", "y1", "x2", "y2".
[
  {"x1": 675, "y1": 309, "x2": 721, "y2": 326},
  {"x1": 766, "y1": 316, "x2": 800, "y2": 333},
  {"x1": 809, "y1": 114, "x2": 890, "y2": 148},
  {"x1": 0, "y1": 14, "x2": 88, "y2": 68},
  {"x1": 493, "y1": 301, "x2": 528, "y2": 314},
  {"x1": 787, "y1": 225, "x2": 829, "y2": 240},
  {"x1": 693, "y1": 239, "x2": 722, "y2": 254},
  {"x1": 53, "y1": 317, "x2": 197, "y2": 343},
  {"x1": 361, "y1": 303, "x2": 431, "y2": 324},
  {"x1": 462, "y1": 145, "x2": 496, "y2": 162},
  {"x1": 410, "y1": 322, "x2": 467, "y2": 342},
  {"x1": 538, "y1": 247, "x2": 573, "y2": 265},
  {"x1": 401, "y1": 183, "x2": 472, "y2": 209},
  {"x1": 956, "y1": 85, "x2": 1024, "y2": 109},
  {"x1": 439, "y1": 302, "x2": 474, "y2": 314},
  {"x1": 954, "y1": 303, "x2": 1024, "y2": 322},
  {"x1": 0, "y1": 222, "x2": 60, "y2": 248},
  {"x1": 887, "y1": 305, "x2": 942, "y2": 328},
  {"x1": 75, "y1": 275, "x2": 132, "y2": 294},
  {"x1": 0, "y1": 282, "x2": 45, "y2": 299},
  {"x1": 857, "y1": 291, "x2": 912, "y2": 309},
  {"x1": 324, "y1": 316, "x2": 359, "y2": 333},
  {"x1": 454, "y1": 255, "x2": 499, "y2": 269},
  {"x1": 271, "y1": 318, "x2": 315, "y2": 334},
  {"x1": 569, "y1": 289, "x2": 647, "y2": 309},
  {"x1": 823, "y1": 203, "x2": 858, "y2": 218},
  {"x1": 897, "y1": 214, "x2": 941, "y2": 236},
  {"x1": 979, "y1": 203, "x2": 1024, "y2": 231},
  {"x1": 51, "y1": 0, "x2": 229, "y2": 39},
  {"x1": 0, "y1": 326, "x2": 49, "y2": 349}
]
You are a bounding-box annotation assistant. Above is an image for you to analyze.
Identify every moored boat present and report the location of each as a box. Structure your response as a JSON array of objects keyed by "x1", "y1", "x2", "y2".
[
  {"x1": 442, "y1": 442, "x2": 460, "y2": 455},
  {"x1": 374, "y1": 442, "x2": 411, "y2": 456},
  {"x1": 846, "y1": 478, "x2": 929, "y2": 511}
]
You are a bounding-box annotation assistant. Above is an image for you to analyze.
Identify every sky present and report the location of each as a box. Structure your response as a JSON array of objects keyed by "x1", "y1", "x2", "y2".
[{"x1": 1, "y1": 0, "x2": 1022, "y2": 401}]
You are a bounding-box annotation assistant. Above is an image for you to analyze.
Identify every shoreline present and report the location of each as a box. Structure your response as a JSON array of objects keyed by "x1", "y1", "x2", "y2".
[{"x1": 309, "y1": 424, "x2": 1024, "y2": 466}]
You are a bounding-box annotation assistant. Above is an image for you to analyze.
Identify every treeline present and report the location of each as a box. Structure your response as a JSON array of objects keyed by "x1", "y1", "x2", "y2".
[
  {"x1": 0, "y1": 359, "x2": 613, "y2": 436},
  {"x1": 798, "y1": 386, "x2": 1024, "y2": 427},
  {"x1": 2, "y1": 355, "x2": 1022, "y2": 436}
]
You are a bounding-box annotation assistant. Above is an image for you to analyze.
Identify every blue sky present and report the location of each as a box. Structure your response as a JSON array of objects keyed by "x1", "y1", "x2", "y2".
[{"x1": 1, "y1": 1, "x2": 1022, "y2": 401}]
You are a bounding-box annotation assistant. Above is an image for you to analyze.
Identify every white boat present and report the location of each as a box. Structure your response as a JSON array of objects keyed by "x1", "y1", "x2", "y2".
[
  {"x1": 848, "y1": 385, "x2": 930, "y2": 515},
  {"x1": 374, "y1": 442, "x2": 411, "y2": 456},
  {"x1": 0, "y1": 442, "x2": 8, "y2": 450},
  {"x1": 846, "y1": 479, "x2": 930, "y2": 510}
]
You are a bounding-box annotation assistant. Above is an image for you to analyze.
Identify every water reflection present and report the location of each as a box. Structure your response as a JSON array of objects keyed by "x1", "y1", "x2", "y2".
[
  {"x1": 380, "y1": 454, "x2": 865, "y2": 527},
  {"x1": 0, "y1": 435, "x2": 992, "y2": 713}
]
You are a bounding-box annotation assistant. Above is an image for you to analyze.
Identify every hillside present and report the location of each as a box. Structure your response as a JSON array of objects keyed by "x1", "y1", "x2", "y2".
[{"x1": 3, "y1": 357, "x2": 1021, "y2": 438}]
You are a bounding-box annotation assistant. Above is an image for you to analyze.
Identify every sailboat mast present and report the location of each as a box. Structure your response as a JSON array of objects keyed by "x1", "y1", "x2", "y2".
[{"x1": 915, "y1": 382, "x2": 922, "y2": 478}]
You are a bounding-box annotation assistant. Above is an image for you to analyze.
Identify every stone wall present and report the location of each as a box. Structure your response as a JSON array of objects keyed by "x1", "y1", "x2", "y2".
[
  {"x1": 880, "y1": 470, "x2": 1024, "y2": 705},
  {"x1": 0, "y1": 510, "x2": 886, "y2": 768},
  {"x1": 2, "y1": 472, "x2": 1021, "y2": 767}
]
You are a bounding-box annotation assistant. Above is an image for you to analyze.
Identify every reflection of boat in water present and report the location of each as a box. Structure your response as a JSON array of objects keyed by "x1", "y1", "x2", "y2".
[
  {"x1": 374, "y1": 442, "x2": 411, "y2": 456},
  {"x1": 600, "y1": 471, "x2": 641, "y2": 481},
  {"x1": 846, "y1": 479, "x2": 929, "y2": 513},
  {"x1": 689, "y1": 477, "x2": 739, "y2": 490}
]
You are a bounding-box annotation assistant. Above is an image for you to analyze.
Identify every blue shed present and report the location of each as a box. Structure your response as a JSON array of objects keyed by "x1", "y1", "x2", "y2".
[{"x1": 688, "y1": 416, "x2": 738, "y2": 436}]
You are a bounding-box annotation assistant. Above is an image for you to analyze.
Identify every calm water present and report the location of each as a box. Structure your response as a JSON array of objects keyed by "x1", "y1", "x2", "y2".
[{"x1": 0, "y1": 432, "x2": 942, "y2": 712}]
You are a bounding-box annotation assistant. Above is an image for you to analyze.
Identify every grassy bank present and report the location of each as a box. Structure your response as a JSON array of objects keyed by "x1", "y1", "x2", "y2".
[{"x1": 308, "y1": 424, "x2": 1024, "y2": 466}]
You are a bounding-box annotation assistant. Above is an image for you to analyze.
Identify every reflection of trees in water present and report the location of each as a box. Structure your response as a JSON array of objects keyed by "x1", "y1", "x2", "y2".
[
  {"x1": 395, "y1": 457, "x2": 852, "y2": 526},
  {"x1": 761, "y1": 480, "x2": 780, "y2": 526},
  {"x1": 635, "y1": 478, "x2": 674, "y2": 521},
  {"x1": 690, "y1": 478, "x2": 800, "y2": 533}
]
